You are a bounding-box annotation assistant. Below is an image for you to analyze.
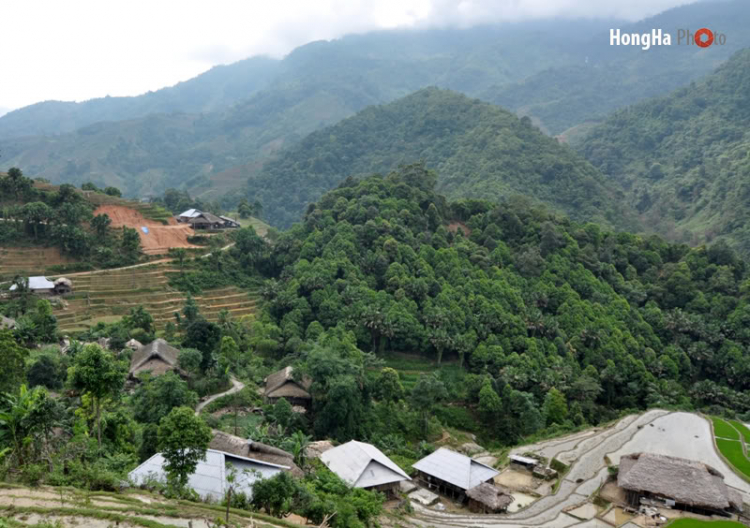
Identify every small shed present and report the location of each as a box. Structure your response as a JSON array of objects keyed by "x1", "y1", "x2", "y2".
[
  {"x1": 53, "y1": 277, "x2": 73, "y2": 295},
  {"x1": 466, "y1": 482, "x2": 515, "y2": 513},
  {"x1": 129, "y1": 338, "x2": 183, "y2": 379},
  {"x1": 264, "y1": 366, "x2": 312, "y2": 407},
  {"x1": 412, "y1": 448, "x2": 499, "y2": 501},
  {"x1": 509, "y1": 454, "x2": 538, "y2": 469},
  {"x1": 129, "y1": 449, "x2": 287, "y2": 501},
  {"x1": 320, "y1": 440, "x2": 410, "y2": 496},
  {"x1": 219, "y1": 216, "x2": 241, "y2": 229}
]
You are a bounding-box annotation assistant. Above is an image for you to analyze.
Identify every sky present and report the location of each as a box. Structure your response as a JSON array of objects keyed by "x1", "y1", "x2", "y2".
[{"x1": 1, "y1": 0, "x2": 697, "y2": 111}]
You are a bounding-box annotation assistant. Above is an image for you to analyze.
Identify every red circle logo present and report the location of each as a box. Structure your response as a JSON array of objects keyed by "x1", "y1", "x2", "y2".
[{"x1": 695, "y1": 28, "x2": 714, "y2": 48}]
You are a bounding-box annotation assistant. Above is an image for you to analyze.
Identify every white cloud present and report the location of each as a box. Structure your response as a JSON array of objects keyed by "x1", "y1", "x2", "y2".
[{"x1": 1, "y1": 0, "x2": 696, "y2": 110}]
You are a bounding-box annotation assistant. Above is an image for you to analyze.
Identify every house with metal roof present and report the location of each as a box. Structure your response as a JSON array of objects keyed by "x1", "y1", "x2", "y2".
[
  {"x1": 412, "y1": 448, "x2": 499, "y2": 501},
  {"x1": 129, "y1": 449, "x2": 287, "y2": 501},
  {"x1": 177, "y1": 208, "x2": 202, "y2": 222},
  {"x1": 320, "y1": 440, "x2": 410, "y2": 496},
  {"x1": 9, "y1": 276, "x2": 55, "y2": 294}
]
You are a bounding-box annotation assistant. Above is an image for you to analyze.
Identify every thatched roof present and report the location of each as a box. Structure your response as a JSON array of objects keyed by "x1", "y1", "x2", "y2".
[
  {"x1": 129, "y1": 338, "x2": 181, "y2": 377},
  {"x1": 466, "y1": 482, "x2": 514, "y2": 511},
  {"x1": 1, "y1": 316, "x2": 16, "y2": 330},
  {"x1": 209, "y1": 430, "x2": 302, "y2": 477},
  {"x1": 54, "y1": 277, "x2": 73, "y2": 288},
  {"x1": 264, "y1": 366, "x2": 312, "y2": 400},
  {"x1": 618, "y1": 452, "x2": 743, "y2": 511}
]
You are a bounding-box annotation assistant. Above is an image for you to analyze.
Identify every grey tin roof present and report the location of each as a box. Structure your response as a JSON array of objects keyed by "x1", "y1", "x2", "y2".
[
  {"x1": 320, "y1": 440, "x2": 410, "y2": 489},
  {"x1": 413, "y1": 447, "x2": 499, "y2": 491},
  {"x1": 128, "y1": 448, "x2": 287, "y2": 500}
]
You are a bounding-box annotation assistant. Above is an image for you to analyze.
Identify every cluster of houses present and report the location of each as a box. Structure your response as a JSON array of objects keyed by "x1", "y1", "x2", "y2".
[
  {"x1": 177, "y1": 209, "x2": 240, "y2": 231},
  {"x1": 126, "y1": 352, "x2": 745, "y2": 521}
]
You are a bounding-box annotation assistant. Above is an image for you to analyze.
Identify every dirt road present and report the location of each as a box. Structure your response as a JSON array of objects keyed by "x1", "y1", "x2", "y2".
[{"x1": 195, "y1": 376, "x2": 245, "y2": 415}]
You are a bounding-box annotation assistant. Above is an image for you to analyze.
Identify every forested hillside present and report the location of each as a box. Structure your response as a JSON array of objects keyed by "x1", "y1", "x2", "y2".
[
  {"x1": 246, "y1": 88, "x2": 639, "y2": 230},
  {"x1": 483, "y1": 0, "x2": 750, "y2": 134},
  {"x1": 0, "y1": 56, "x2": 280, "y2": 139},
  {"x1": 257, "y1": 164, "x2": 750, "y2": 440},
  {"x1": 0, "y1": 23, "x2": 601, "y2": 196},
  {"x1": 578, "y1": 49, "x2": 750, "y2": 255}
]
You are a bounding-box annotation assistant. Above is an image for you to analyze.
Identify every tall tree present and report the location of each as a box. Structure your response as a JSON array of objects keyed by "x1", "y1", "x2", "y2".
[
  {"x1": 157, "y1": 407, "x2": 212, "y2": 491},
  {"x1": 67, "y1": 344, "x2": 126, "y2": 447}
]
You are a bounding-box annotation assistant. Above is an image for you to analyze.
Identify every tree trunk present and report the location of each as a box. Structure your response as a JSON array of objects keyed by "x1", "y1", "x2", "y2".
[
  {"x1": 96, "y1": 398, "x2": 102, "y2": 448},
  {"x1": 437, "y1": 345, "x2": 444, "y2": 366},
  {"x1": 225, "y1": 487, "x2": 232, "y2": 524}
]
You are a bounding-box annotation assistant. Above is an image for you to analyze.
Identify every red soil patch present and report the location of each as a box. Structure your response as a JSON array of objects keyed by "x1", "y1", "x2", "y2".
[
  {"x1": 93, "y1": 205, "x2": 198, "y2": 254},
  {"x1": 448, "y1": 221, "x2": 471, "y2": 237}
]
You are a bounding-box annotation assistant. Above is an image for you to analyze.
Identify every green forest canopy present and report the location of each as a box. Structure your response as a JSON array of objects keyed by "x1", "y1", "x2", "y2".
[
  {"x1": 256, "y1": 164, "x2": 750, "y2": 443},
  {"x1": 247, "y1": 88, "x2": 640, "y2": 231},
  {"x1": 578, "y1": 49, "x2": 750, "y2": 256}
]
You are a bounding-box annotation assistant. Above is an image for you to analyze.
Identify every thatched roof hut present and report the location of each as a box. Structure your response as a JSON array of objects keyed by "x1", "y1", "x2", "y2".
[
  {"x1": 264, "y1": 366, "x2": 312, "y2": 404},
  {"x1": 466, "y1": 482, "x2": 514, "y2": 513},
  {"x1": 209, "y1": 430, "x2": 303, "y2": 477},
  {"x1": 129, "y1": 338, "x2": 183, "y2": 379},
  {"x1": 53, "y1": 278, "x2": 73, "y2": 294},
  {"x1": 618, "y1": 452, "x2": 743, "y2": 512}
]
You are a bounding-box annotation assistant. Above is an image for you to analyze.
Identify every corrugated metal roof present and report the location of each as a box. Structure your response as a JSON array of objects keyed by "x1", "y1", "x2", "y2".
[
  {"x1": 128, "y1": 448, "x2": 287, "y2": 500},
  {"x1": 412, "y1": 448, "x2": 499, "y2": 491},
  {"x1": 320, "y1": 440, "x2": 410, "y2": 489},
  {"x1": 9, "y1": 276, "x2": 55, "y2": 291},
  {"x1": 178, "y1": 208, "x2": 201, "y2": 218},
  {"x1": 509, "y1": 454, "x2": 537, "y2": 465}
]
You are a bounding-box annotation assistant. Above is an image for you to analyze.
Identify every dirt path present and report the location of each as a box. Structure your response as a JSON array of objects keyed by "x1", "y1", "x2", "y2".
[{"x1": 195, "y1": 376, "x2": 244, "y2": 415}]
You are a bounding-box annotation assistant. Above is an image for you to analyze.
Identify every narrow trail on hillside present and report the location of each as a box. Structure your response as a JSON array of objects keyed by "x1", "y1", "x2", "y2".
[{"x1": 195, "y1": 376, "x2": 245, "y2": 415}]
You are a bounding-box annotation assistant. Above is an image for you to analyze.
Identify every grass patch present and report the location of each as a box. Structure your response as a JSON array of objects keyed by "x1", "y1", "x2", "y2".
[
  {"x1": 715, "y1": 438, "x2": 750, "y2": 479},
  {"x1": 729, "y1": 420, "x2": 750, "y2": 444},
  {"x1": 666, "y1": 520, "x2": 745, "y2": 527},
  {"x1": 712, "y1": 416, "x2": 740, "y2": 440}
]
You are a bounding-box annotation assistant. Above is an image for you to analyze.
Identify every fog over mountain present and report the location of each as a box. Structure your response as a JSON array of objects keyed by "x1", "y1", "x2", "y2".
[{"x1": 2, "y1": 0, "x2": 698, "y2": 110}]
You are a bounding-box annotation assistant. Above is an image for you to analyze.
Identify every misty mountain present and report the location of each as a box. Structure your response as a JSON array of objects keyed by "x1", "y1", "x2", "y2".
[
  {"x1": 482, "y1": 0, "x2": 750, "y2": 135},
  {"x1": 577, "y1": 49, "x2": 750, "y2": 254},
  {"x1": 0, "y1": 21, "x2": 613, "y2": 196},
  {"x1": 245, "y1": 88, "x2": 640, "y2": 230},
  {"x1": 0, "y1": 56, "x2": 280, "y2": 140}
]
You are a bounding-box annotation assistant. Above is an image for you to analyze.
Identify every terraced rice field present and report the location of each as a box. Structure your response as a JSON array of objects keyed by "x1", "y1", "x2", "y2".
[
  {"x1": 712, "y1": 417, "x2": 741, "y2": 440},
  {"x1": 0, "y1": 247, "x2": 77, "y2": 278},
  {"x1": 53, "y1": 264, "x2": 258, "y2": 332},
  {"x1": 0, "y1": 484, "x2": 296, "y2": 527},
  {"x1": 709, "y1": 416, "x2": 750, "y2": 481}
]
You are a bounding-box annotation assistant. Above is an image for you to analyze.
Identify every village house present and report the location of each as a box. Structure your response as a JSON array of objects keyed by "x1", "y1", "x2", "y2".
[
  {"x1": 209, "y1": 430, "x2": 303, "y2": 477},
  {"x1": 128, "y1": 338, "x2": 184, "y2": 379},
  {"x1": 129, "y1": 448, "x2": 288, "y2": 501},
  {"x1": 412, "y1": 447, "x2": 499, "y2": 502},
  {"x1": 320, "y1": 440, "x2": 410, "y2": 496},
  {"x1": 9, "y1": 276, "x2": 73, "y2": 295},
  {"x1": 177, "y1": 209, "x2": 239, "y2": 230},
  {"x1": 617, "y1": 452, "x2": 743, "y2": 516},
  {"x1": 264, "y1": 366, "x2": 312, "y2": 407},
  {"x1": 466, "y1": 482, "x2": 515, "y2": 514}
]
